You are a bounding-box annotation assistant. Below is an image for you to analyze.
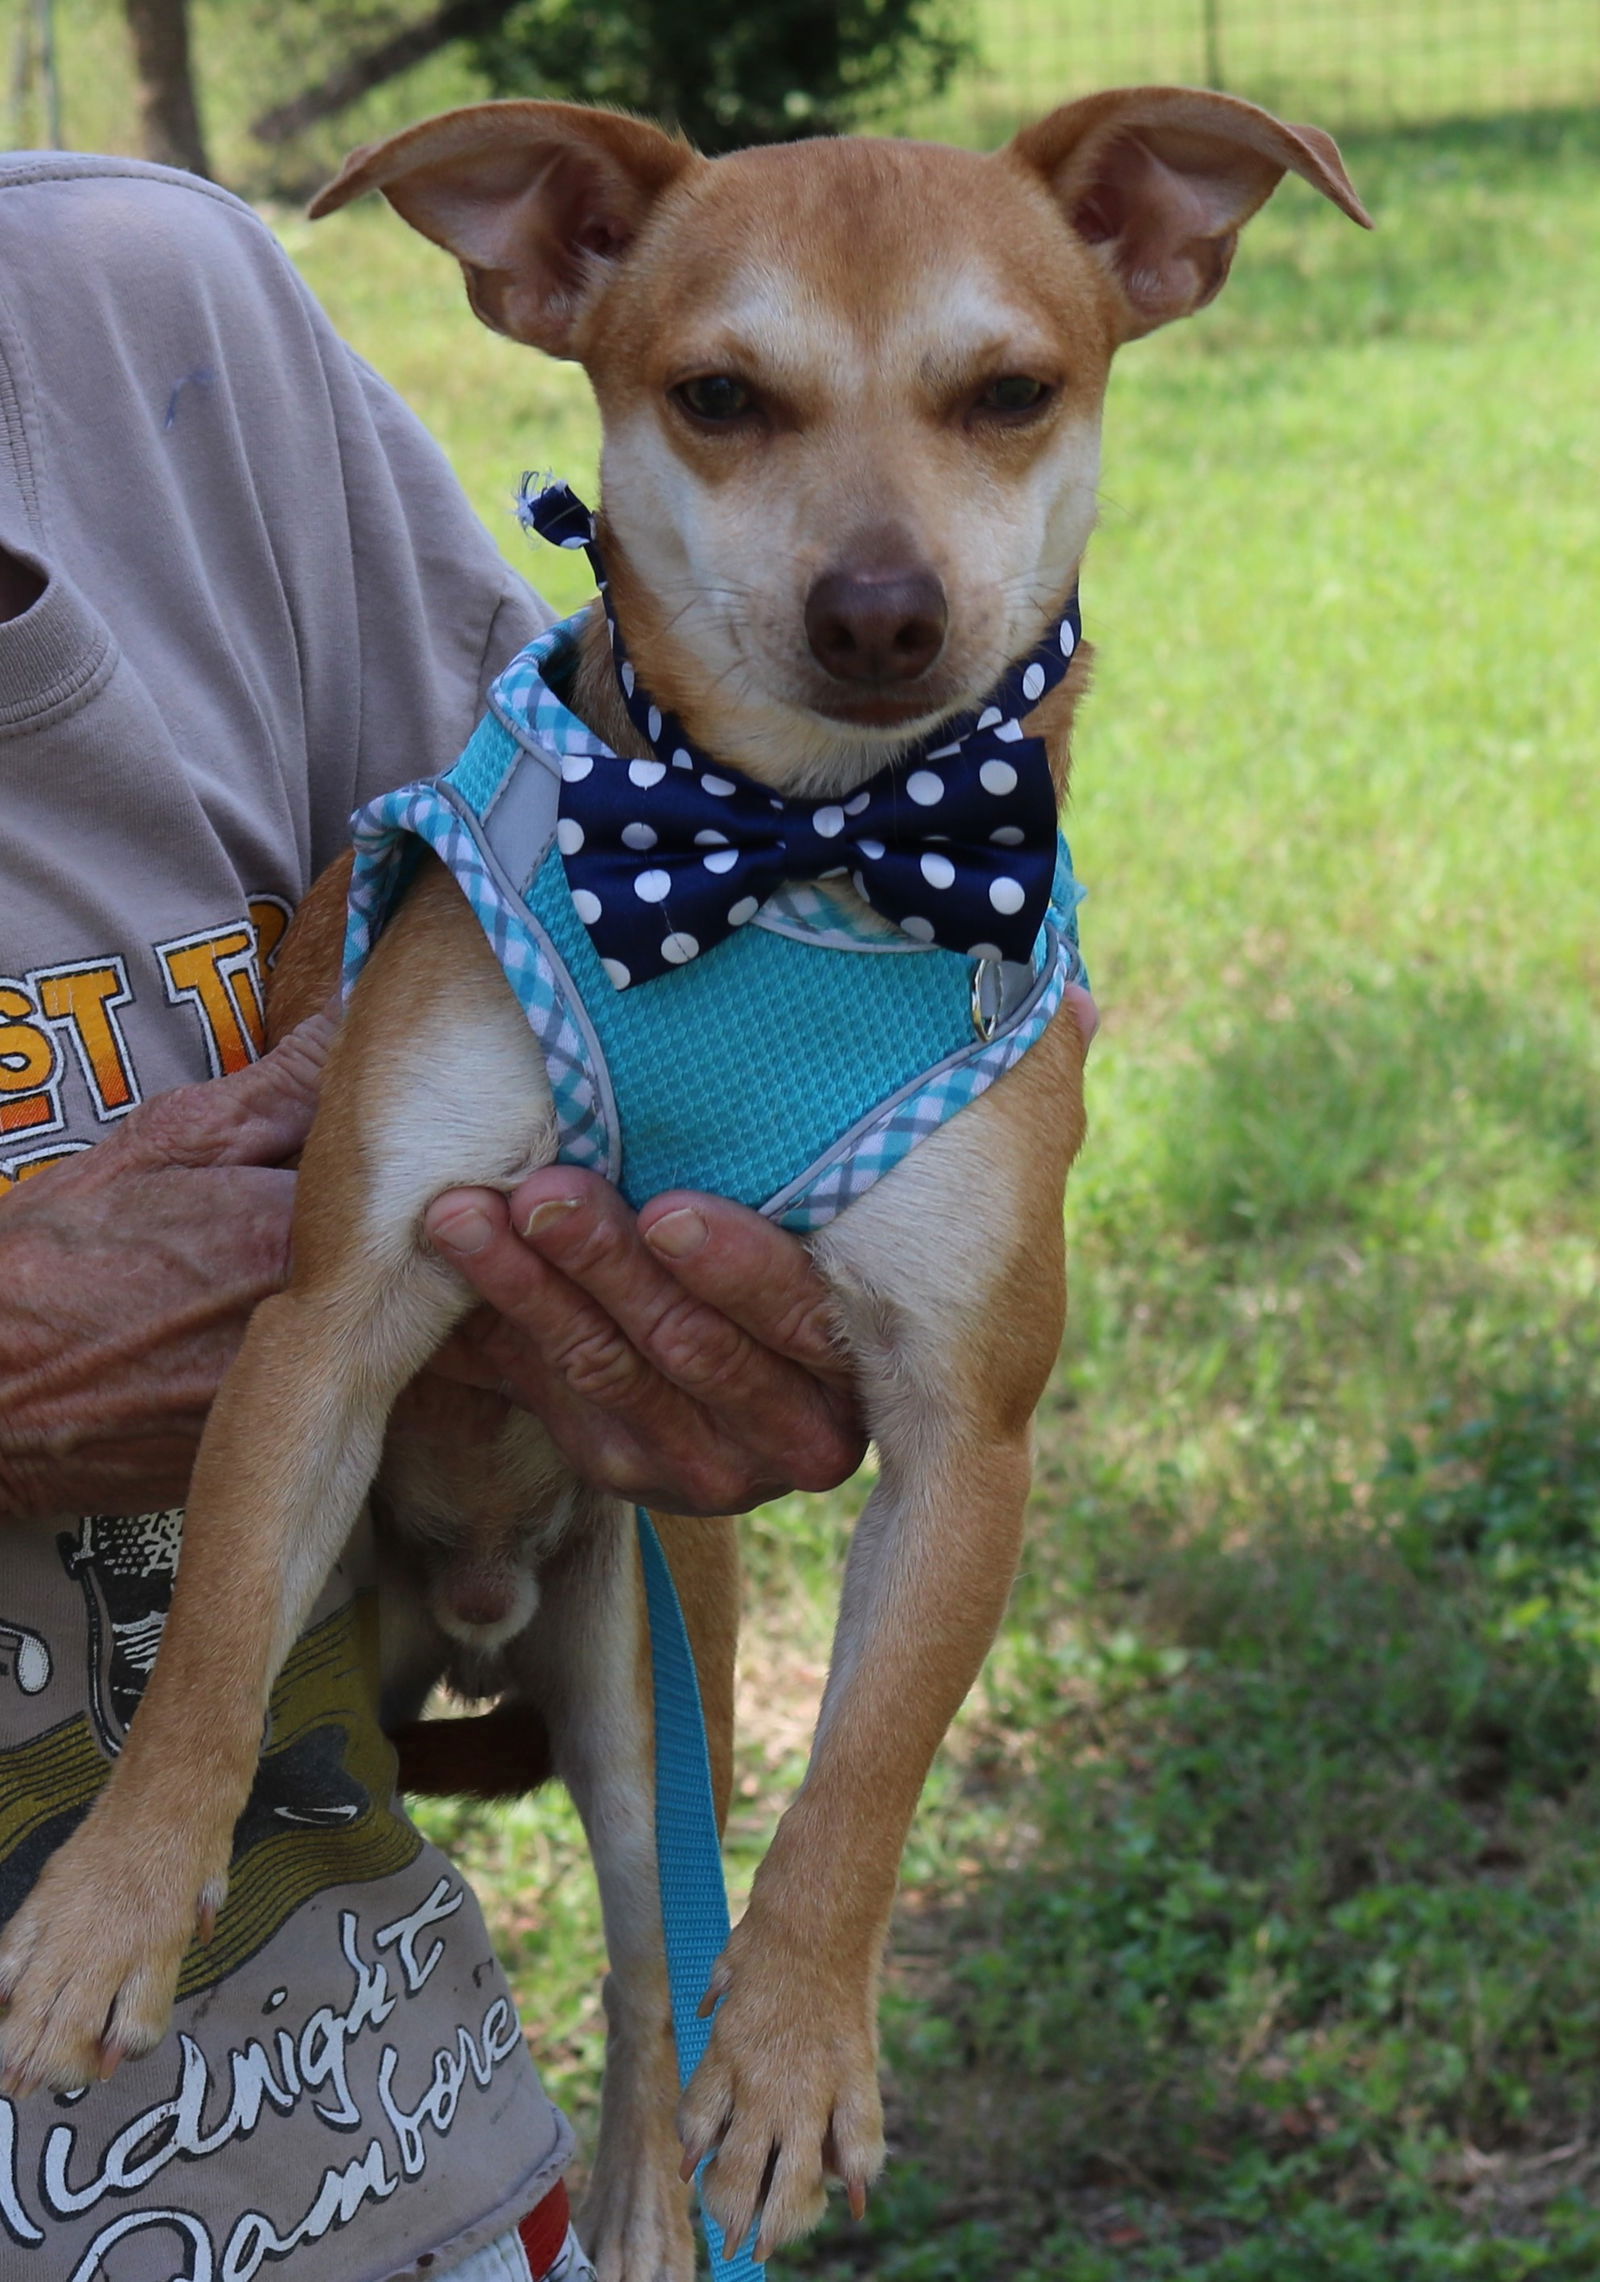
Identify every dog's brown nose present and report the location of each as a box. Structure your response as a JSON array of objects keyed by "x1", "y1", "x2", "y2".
[{"x1": 805, "y1": 566, "x2": 948, "y2": 683}]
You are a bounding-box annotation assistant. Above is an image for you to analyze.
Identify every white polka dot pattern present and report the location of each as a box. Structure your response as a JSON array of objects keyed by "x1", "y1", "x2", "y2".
[{"x1": 513, "y1": 473, "x2": 1082, "y2": 984}]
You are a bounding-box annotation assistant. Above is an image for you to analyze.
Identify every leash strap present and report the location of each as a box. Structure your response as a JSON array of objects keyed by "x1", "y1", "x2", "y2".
[{"x1": 636, "y1": 1508, "x2": 765, "y2": 2278}]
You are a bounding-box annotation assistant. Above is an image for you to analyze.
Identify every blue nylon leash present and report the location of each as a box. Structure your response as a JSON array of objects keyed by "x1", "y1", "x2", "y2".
[{"x1": 636, "y1": 1508, "x2": 766, "y2": 2280}]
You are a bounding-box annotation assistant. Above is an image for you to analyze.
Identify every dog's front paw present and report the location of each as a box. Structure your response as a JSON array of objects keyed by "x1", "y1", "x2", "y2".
[
  {"x1": 0, "y1": 1814, "x2": 225, "y2": 2095},
  {"x1": 677, "y1": 1923, "x2": 886, "y2": 2261}
]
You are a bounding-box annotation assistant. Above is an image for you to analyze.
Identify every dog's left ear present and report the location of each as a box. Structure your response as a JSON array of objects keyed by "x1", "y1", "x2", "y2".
[
  {"x1": 309, "y1": 101, "x2": 697, "y2": 355},
  {"x1": 1011, "y1": 86, "x2": 1371, "y2": 339}
]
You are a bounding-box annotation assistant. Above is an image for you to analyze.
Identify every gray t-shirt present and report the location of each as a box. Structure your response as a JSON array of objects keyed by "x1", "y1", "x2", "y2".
[{"x1": 0, "y1": 154, "x2": 571, "y2": 2281}]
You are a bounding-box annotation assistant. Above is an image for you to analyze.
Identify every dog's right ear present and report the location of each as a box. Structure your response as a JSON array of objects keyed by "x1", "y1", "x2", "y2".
[{"x1": 308, "y1": 102, "x2": 696, "y2": 355}]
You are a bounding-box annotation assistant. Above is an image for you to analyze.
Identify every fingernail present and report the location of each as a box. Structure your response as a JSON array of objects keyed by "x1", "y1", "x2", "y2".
[
  {"x1": 646, "y1": 1208, "x2": 707, "y2": 1260},
  {"x1": 427, "y1": 1202, "x2": 494, "y2": 1256},
  {"x1": 520, "y1": 1196, "x2": 580, "y2": 1242}
]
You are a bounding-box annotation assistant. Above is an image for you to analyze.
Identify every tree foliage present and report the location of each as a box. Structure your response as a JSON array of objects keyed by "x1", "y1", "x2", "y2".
[{"x1": 470, "y1": 0, "x2": 970, "y2": 155}]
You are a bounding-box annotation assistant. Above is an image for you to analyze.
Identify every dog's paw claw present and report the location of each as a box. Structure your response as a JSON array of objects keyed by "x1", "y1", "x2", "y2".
[
  {"x1": 695, "y1": 1957, "x2": 731, "y2": 2022},
  {"x1": 195, "y1": 1879, "x2": 227, "y2": 1947}
]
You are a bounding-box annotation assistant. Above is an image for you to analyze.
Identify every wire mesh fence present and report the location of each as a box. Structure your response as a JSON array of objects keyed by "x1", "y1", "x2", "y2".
[
  {"x1": 8, "y1": 0, "x2": 1600, "y2": 174},
  {"x1": 901, "y1": 0, "x2": 1600, "y2": 143}
]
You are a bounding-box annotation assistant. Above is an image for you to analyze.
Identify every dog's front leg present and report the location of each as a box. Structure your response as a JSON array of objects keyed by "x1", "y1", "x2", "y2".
[
  {"x1": 0, "y1": 864, "x2": 557, "y2": 2093},
  {"x1": 680, "y1": 1008, "x2": 1086, "y2": 2258},
  {"x1": 0, "y1": 1268, "x2": 463, "y2": 2093}
]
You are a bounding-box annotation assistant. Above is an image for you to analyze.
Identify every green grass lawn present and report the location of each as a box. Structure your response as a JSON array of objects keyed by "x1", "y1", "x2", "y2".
[{"x1": 277, "y1": 104, "x2": 1600, "y2": 2278}]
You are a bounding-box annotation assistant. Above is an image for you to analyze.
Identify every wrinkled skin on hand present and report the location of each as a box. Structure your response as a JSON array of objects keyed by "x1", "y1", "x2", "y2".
[{"x1": 0, "y1": 1017, "x2": 332, "y2": 1518}]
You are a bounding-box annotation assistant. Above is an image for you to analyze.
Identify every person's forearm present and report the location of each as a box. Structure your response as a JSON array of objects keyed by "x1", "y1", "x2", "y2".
[{"x1": 0, "y1": 1200, "x2": 263, "y2": 1519}]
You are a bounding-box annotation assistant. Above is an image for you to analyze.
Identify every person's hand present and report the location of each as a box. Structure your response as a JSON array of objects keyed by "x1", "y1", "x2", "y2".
[
  {"x1": 421, "y1": 1175, "x2": 866, "y2": 1515},
  {"x1": 0, "y1": 1014, "x2": 334, "y2": 1519},
  {"x1": 418, "y1": 983, "x2": 1096, "y2": 1514}
]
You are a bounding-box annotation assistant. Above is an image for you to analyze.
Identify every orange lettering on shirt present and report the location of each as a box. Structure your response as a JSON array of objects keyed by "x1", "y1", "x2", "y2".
[
  {"x1": 156, "y1": 926, "x2": 265, "y2": 1076},
  {"x1": 0, "y1": 982, "x2": 63, "y2": 1139},
  {"x1": 0, "y1": 1141, "x2": 88, "y2": 1196},
  {"x1": 33, "y1": 958, "x2": 140, "y2": 1121},
  {"x1": 249, "y1": 895, "x2": 294, "y2": 975}
]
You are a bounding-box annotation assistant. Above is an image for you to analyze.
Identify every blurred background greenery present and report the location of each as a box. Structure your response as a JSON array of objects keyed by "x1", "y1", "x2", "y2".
[{"x1": 9, "y1": 1, "x2": 1600, "y2": 2271}]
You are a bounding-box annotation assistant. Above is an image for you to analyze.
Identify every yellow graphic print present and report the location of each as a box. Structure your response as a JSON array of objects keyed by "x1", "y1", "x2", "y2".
[
  {"x1": 0, "y1": 895, "x2": 295, "y2": 1186},
  {"x1": 0, "y1": 1599, "x2": 421, "y2": 2002},
  {"x1": 156, "y1": 924, "x2": 267, "y2": 1075},
  {"x1": 249, "y1": 893, "x2": 293, "y2": 977},
  {"x1": 34, "y1": 958, "x2": 140, "y2": 1119},
  {"x1": 0, "y1": 981, "x2": 62, "y2": 1140}
]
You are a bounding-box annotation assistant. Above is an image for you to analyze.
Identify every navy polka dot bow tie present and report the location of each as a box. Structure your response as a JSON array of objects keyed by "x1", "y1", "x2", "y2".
[{"x1": 518, "y1": 477, "x2": 1081, "y2": 990}]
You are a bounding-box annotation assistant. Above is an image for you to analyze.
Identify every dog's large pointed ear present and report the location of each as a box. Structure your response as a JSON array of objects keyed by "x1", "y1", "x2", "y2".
[
  {"x1": 1010, "y1": 86, "x2": 1371, "y2": 339},
  {"x1": 309, "y1": 102, "x2": 697, "y2": 355}
]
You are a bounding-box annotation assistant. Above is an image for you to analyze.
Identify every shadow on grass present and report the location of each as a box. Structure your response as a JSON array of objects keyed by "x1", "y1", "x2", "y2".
[{"x1": 786, "y1": 1365, "x2": 1600, "y2": 2278}]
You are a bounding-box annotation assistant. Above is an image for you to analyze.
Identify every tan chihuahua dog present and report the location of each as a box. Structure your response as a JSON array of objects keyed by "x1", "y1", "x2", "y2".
[{"x1": 0, "y1": 90, "x2": 1366, "y2": 2274}]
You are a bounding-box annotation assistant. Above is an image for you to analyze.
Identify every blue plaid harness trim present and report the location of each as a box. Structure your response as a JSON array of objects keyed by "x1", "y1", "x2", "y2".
[{"x1": 344, "y1": 616, "x2": 1088, "y2": 1235}]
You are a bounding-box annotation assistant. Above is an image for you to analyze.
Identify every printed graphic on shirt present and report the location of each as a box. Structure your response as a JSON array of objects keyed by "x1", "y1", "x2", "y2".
[
  {"x1": 155, "y1": 922, "x2": 267, "y2": 1077},
  {"x1": 0, "y1": 1521, "x2": 420, "y2": 1998},
  {"x1": 32, "y1": 957, "x2": 140, "y2": 1121},
  {"x1": 0, "y1": 1623, "x2": 51, "y2": 1700},
  {"x1": 0, "y1": 896, "x2": 294, "y2": 1191},
  {"x1": 0, "y1": 1867, "x2": 532, "y2": 2282},
  {"x1": 0, "y1": 978, "x2": 64, "y2": 1143}
]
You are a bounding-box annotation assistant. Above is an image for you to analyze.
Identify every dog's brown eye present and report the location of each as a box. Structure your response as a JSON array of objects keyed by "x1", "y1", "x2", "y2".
[
  {"x1": 675, "y1": 375, "x2": 754, "y2": 424},
  {"x1": 977, "y1": 376, "x2": 1050, "y2": 416}
]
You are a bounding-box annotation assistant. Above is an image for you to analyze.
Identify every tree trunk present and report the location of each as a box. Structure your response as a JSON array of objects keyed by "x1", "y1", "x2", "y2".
[
  {"x1": 123, "y1": 0, "x2": 210, "y2": 178},
  {"x1": 250, "y1": 0, "x2": 516, "y2": 147}
]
